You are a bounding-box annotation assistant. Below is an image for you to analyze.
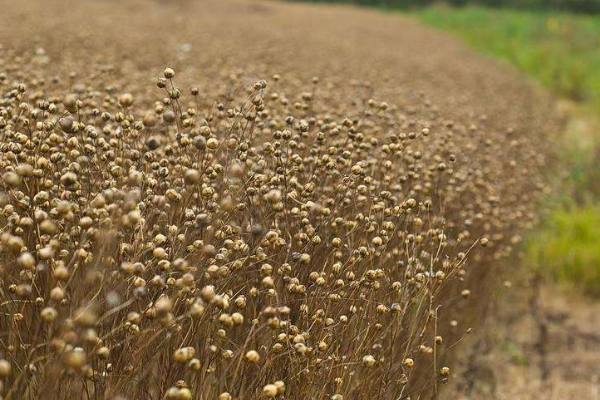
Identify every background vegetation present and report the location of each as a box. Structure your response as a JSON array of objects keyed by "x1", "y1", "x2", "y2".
[
  {"x1": 287, "y1": 0, "x2": 600, "y2": 13},
  {"x1": 412, "y1": 6, "x2": 600, "y2": 296},
  {"x1": 417, "y1": 7, "x2": 600, "y2": 108},
  {"x1": 288, "y1": 0, "x2": 600, "y2": 295}
]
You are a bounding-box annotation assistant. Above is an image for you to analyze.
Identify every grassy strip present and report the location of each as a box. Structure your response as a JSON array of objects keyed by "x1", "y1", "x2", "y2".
[
  {"x1": 526, "y1": 204, "x2": 600, "y2": 296},
  {"x1": 416, "y1": 6, "x2": 600, "y2": 110}
]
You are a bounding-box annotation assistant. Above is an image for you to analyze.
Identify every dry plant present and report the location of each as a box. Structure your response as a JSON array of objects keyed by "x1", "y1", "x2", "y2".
[
  {"x1": 0, "y1": 62, "x2": 477, "y2": 400},
  {"x1": 0, "y1": 0, "x2": 558, "y2": 399}
]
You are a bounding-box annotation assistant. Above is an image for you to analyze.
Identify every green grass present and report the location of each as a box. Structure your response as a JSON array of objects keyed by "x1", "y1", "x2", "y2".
[
  {"x1": 415, "y1": 6, "x2": 600, "y2": 112},
  {"x1": 413, "y1": 6, "x2": 600, "y2": 295},
  {"x1": 526, "y1": 205, "x2": 600, "y2": 296}
]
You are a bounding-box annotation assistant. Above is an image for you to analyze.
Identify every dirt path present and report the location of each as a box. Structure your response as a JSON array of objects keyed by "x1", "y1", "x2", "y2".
[{"x1": 451, "y1": 280, "x2": 600, "y2": 400}]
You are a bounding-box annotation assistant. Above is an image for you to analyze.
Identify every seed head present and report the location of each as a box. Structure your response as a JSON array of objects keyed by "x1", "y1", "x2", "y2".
[
  {"x1": 263, "y1": 384, "x2": 278, "y2": 398},
  {"x1": 362, "y1": 355, "x2": 376, "y2": 367},
  {"x1": 118, "y1": 93, "x2": 134, "y2": 107},
  {"x1": 164, "y1": 68, "x2": 176, "y2": 79},
  {"x1": 40, "y1": 307, "x2": 58, "y2": 322},
  {"x1": 174, "y1": 347, "x2": 195, "y2": 363},
  {"x1": 245, "y1": 350, "x2": 260, "y2": 363},
  {"x1": 0, "y1": 359, "x2": 11, "y2": 377}
]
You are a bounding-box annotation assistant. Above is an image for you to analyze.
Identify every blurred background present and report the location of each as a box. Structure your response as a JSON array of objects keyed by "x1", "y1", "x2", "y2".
[
  {"x1": 292, "y1": 0, "x2": 600, "y2": 397},
  {"x1": 286, "y1": 0, "x2": 600, "y2": 12},
  {"x1": 287, "y1": 0, "x2": 600, "y2": 299}
]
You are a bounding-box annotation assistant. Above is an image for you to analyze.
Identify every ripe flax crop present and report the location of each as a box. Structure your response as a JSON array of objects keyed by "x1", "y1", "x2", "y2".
[
  {"x1": 0, "y1": 60, "x2": 487, "y2": 399},
  {"x1": 0, "y1": 0, "x2": 558, "y2": 399}
]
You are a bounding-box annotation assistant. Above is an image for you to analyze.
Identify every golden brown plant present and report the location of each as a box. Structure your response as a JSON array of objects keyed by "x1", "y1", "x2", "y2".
[{"x1": 0, "y1": 0, "x2": 558, "y2": 399}]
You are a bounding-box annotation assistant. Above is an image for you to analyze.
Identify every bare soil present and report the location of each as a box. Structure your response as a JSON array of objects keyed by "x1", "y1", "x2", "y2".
[{"x1": 451, "y1": 279, "x2": 600, "y2": 400}]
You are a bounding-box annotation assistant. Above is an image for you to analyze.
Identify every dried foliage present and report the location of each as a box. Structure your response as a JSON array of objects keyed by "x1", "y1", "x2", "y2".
[{"x1": 0, "y1": 0, "x2": 558, "y2": 399}]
